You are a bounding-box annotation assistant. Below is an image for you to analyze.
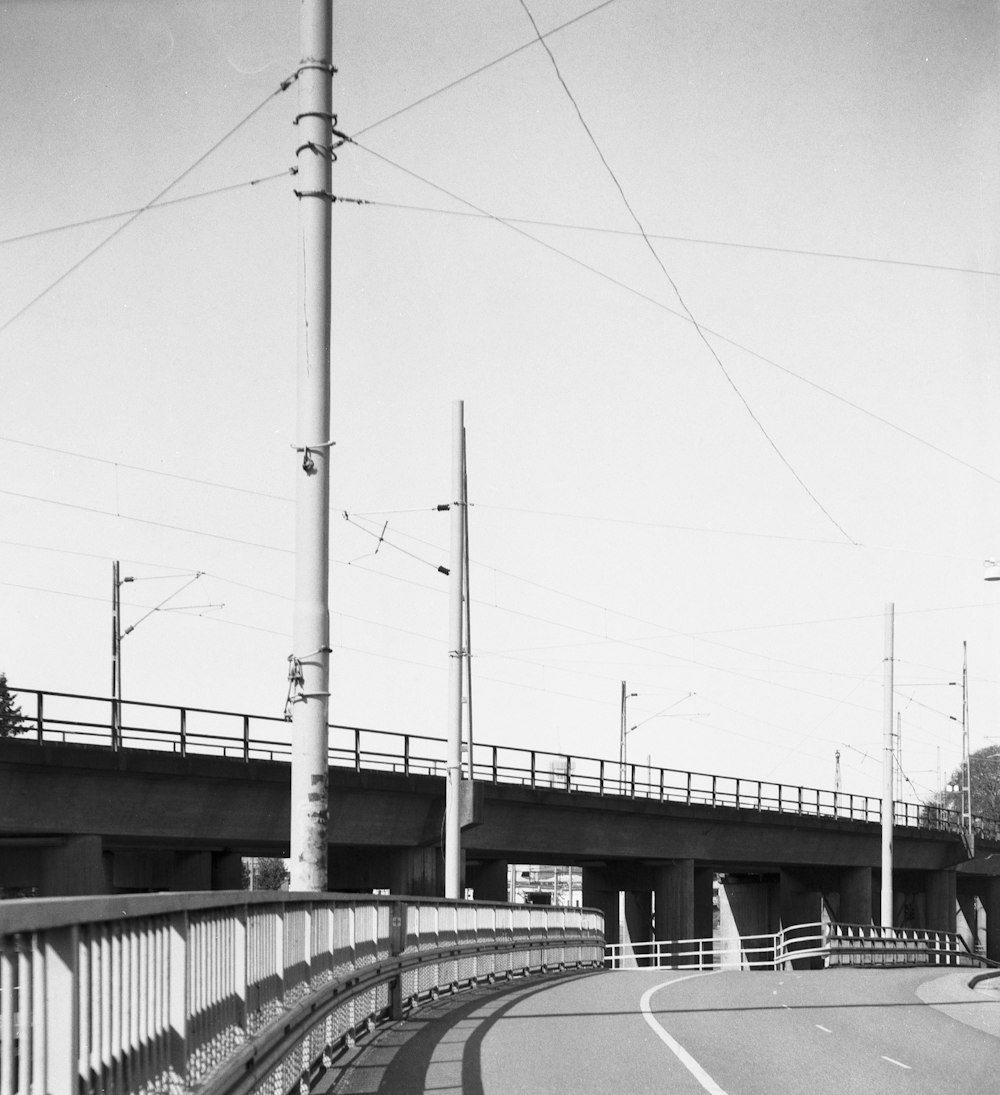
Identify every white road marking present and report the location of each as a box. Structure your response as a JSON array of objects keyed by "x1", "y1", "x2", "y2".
[
  {"x1": 815, "y1": 1024, "x2": 832, "y2": 1033},
  {"x1": 882, "y1": 1056, "x2": 911, "y2": 1069},
  {"x1": 640, "y1": 975, "x2": 729, "y2": 1095}
]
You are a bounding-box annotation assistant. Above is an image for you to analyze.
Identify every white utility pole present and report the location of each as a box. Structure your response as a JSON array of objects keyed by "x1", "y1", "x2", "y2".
[
  {"x1": 289, "y1": 0, "x2": 333, "y2": 892},
  {"x1": 881, "y1": 602, "x2": 894, "y2": 928},
  {"x1": 445, "y1": 400, "x2": 466, "y2": 898},
  {"x1": 962, "y1": 641, "x2": 973, "y2": 855}
]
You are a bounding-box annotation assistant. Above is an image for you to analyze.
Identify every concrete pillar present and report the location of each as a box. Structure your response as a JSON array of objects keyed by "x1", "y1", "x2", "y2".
[
  {"x1": 957, "y1": 892, "x2": 978, "y2": 952},
  {"x1": 212, "y1": 850, "x2": 243, "y2": 891},
  {"x1": 38, "y1": 835, "x2": 111, "y2": 896},
  {"x1": 389, "y1": 847, "x2": 441, "y2": 897},
  {"x1": 779, "y1": 870, "x2": 824, "y2": 970},
  {"x1": 924, "y1": 869, "x2": 957, "y2": 934},
  {"x1": 582, "y1": 866, "x2": 619, "y2": 948},
  {"x1": 624, "y1": 890, "x2": 653, "y2": 965},
  {"x1": 466, "y1": 859, "x2": 508, "y2": 902},
  {"x1": 839, "y1": 866, "x2": 872, "y2": 925},
  {"x1": 985, "y1": 877, "x2": 1000, "y2": 963},
  {"x1": 171, "y1": 851, "x2": 212, "y2": 891},
  {"x1": 654, "y1": 860, "x2": 694, "y2": 942},
  {"x1": 718, "y1": 874, "x2": 778, "y2": 969},
  {"x1": 694, "y1": 868, "x2": 715, "y2": 940}
]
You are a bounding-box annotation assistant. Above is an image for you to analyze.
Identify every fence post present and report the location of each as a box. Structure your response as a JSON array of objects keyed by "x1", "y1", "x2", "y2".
[
  {"x1": 492, "y1": 746, "x2": 498, "y2": 784},
  {"x1": 168, "y1": 912, "x2": 189, "y2": 1089},
  {"x1": 390, "y1": 901, "x2": 406, "y2": 1020},
  {"x1": 354, "y1": 728, "x2": 361, "y2": 772},
  {"x1": 599, "y1": 760, "x2": 604, "y2": 796},
  {"x1": 564, "y1": 756, "x2": 571, "y2": 791},
  {"x1": 35, "y1": 690, "x2": 44, "y2": 743},
  {"x1": 404, "y1": 735, "x2": 410, "y2": 777},
  {"x1": 179, "y1": 708, "x2": 188, "y2": 759},
  {"x1": 242, "y1": 715, "x2": 250, "y2": 762},
  {"x1": 530, "y1": 752, "x2": 536, "y2": 788}
]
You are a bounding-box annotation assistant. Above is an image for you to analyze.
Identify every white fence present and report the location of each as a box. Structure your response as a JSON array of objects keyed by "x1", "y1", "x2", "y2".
[
  {"x1": 605, "y1": 920, "x2": 992, "y2": 971},
  {"x1": 0, "y1": 892, "x2": 604, "y2": 1095}
]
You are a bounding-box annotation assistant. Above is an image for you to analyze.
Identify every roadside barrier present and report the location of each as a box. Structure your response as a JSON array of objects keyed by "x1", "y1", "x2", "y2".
[
  {"x1": 606, "y1": 921, "x2": 994, "y2": 972},
  {"x1": 0, "y1": 892, "x2": 604, "y2": 1095}
]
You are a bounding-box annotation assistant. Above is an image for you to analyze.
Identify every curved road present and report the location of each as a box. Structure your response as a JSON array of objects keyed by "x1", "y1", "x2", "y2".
[{"x1": 321, "y1": 967, "x2": 1000, "y2": 1094}]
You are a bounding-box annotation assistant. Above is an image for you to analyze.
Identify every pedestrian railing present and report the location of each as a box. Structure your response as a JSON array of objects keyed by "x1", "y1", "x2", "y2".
[
  {"x1": 0, "y1": 891, "x2": 604, "y2": 1095},
  {"x1": 8, "y1": 687, "x2": 998, "y2": 841},
  {"x1": 606, "y1": 921, "x2": 828, "y2": 971},
  {"x1": 606, "y1": 921, "x2": 994, "y2": 971},
  {"x1": 826, "y1": 922, "x2": 990, "y2": 968}
]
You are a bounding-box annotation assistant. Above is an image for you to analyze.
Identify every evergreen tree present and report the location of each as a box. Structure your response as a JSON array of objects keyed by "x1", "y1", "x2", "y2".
[
  {"x1": 939, "y1": 745, "x2": 1000, "y2": 821},
  {"x1": 0, "y1": 674, "x2": 26, "y2": 738},
  {"x1": 241, "y1": 857, "x2": 290, "y2": 890}
]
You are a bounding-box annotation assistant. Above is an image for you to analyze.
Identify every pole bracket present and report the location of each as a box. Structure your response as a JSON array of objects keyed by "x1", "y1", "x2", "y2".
[{"x1": 292, "y1": 440, "x2": 335, "y2": 474}]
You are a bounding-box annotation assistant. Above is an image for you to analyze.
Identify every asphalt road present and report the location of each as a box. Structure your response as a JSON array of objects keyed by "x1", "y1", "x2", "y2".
[{"x1": 321, "y1": 967, "x2": 1000, "y2": 1095}]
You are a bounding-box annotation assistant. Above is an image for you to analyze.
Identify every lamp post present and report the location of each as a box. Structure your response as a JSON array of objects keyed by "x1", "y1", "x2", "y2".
[{"x1": 619, "y1": 689, "x2": 707, "y2": 796}]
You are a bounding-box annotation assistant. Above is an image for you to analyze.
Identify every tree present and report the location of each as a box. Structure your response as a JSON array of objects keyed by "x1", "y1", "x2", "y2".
[
  {"x1": 241, "y1": 857, "x2": 290, "y2": 890},
  {"x1": 0, "y1": 674, "x2": 27, "y2": 738},
  {"x1": 939, "y1": 745, "x2": 1000, "y2": 822}
]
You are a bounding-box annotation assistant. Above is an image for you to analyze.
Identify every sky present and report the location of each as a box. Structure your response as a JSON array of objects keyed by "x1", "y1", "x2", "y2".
[{"x1": 1, "y1": 0, "x2": 998, "y2": 809}]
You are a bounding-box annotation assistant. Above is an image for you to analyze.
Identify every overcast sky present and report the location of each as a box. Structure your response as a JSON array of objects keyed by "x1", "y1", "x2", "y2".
[{"x1": 2, "y1": 0, "x2": 998, "y2": 807}]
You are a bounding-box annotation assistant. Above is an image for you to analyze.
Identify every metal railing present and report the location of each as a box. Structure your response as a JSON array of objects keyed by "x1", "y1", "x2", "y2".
[
  {"x1": 0, "y1": 891, "x2": 604, "y2": 1095},
  {"x1": 826, "y1": 922, "x2": 993, "y2": 968},
  {"x1": 606, "y1": 921, "x2": 828, "y2": 971},
  {"x1": 8, "y1": 687, "x2": 998, "y2": 840},
  {"x1": 606, "y1": 921, "x2": 994, "y2": 971}
]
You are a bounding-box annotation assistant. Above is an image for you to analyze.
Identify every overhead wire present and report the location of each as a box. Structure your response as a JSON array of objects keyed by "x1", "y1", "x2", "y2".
[
  {"x1": 327, "y1": 197, "x2": 1000, "y2": 279},
  {"x1": 0, "y1": 173, "x2": 291, "y2": 248},
  {"x1": 517, "y1": 0, "x2": 853, "y2": 542},
  {"x1": 0, "y1": 76, "x2": 295, "y2": 334}
]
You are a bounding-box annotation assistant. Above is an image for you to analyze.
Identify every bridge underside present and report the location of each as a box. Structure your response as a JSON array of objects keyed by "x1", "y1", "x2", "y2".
[{"x1": 2, "y1": 739, "x2": 999, "y2": 958}]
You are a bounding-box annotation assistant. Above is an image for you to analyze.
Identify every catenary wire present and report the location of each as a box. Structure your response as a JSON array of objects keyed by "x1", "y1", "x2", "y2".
[
  {"x1": 0, "y1": 79, "x2": 293, "y2": 334},
  {"x1": 349, "y1": 140, "x2": 1000, "y2": 492},
  {"x1": 517, "y1": 0, "x2": 853, "y2": 543}
]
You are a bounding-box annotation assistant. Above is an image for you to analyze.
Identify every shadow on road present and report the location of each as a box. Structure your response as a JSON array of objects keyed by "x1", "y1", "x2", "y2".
[{"x1": 320, "y1": 971, "x2": 603, "y2": 1095}]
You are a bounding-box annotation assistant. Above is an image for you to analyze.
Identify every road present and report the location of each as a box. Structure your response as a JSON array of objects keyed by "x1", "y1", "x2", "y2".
[{"x1": 320, "y1": 967, "x2": 1000, "y2": 1094}]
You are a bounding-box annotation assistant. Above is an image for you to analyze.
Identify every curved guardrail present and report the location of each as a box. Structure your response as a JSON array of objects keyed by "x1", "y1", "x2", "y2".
[
  {"x1": 0, "y1": 891, "x2": 604, "y2": 1095},
  {"x1": 9, "y1": 686, "x2": 997, "y2": 839},
  {"x1": 606, "y1": 921, "x2": 999, "y2": 971}
]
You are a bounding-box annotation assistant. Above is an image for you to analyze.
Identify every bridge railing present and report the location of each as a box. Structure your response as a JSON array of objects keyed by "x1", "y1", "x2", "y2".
[
  {"x1": 606, "y1": 921, "x2": 993, "y2": 971},
  {"x1": 9, "y1": 687, "x2": 996, "y2": 840},
  {"x1": 0, "y1": 891, "x2": 604, "y2": 1095}
]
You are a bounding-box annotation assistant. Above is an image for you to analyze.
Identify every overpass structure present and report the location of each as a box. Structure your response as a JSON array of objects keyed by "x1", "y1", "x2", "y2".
[{"x1": 3, "y1": 688, "x2": 1000, "y2": 960}]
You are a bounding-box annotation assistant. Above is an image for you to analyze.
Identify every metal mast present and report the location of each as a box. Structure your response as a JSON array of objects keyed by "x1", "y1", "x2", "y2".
[
  {"x1": 289, "y1": 0, "x2": 333, "y2": 892},
  {"x1": 880, "y1": 602, "x2": 894, "y2": 928},
  {"x1": 445, "y1": 400, "x2": 465, "y2": 898}
]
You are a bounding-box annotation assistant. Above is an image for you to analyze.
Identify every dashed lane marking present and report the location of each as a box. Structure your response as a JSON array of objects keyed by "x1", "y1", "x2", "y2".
[{"x1": 882, "y1": 1056, "x2": 911, "y2": 1069}]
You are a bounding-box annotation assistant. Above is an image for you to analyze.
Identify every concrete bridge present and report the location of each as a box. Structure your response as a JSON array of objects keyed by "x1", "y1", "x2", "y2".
[{"x1": 3, "y1": 687, "x2": 1000, "y2": 958}]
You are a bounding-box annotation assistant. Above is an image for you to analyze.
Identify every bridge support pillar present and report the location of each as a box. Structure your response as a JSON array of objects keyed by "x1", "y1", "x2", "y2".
[
  {"x1": 211, "y1": 850, "x2": 243, "y2": 890},
  {"x1": 838, "y1": 866, "x2": 872, "y2": 925},
  {"x1": 39, "y1": 835, "x2": 111, "y2": 896},
  {"x1": 624, "y1": 890, "x2": 653, "y2": 965},
  {"x1": 652, "y1": 861, "x2": 712, "y2": 965},
  {"x1": 390, "y1": 847, "x2": 442, "y2": 897},
  {"x1": 466, "y1": 859, "x2": 508, "y2": 902},
  {"x1": 985, "y1": 878, "x2": 1000, "y2": 963},
  {"x1": 924, "y1": 869, "x2": 957, "y2": 934},
  {"x1": 582, "y1": 867, "x2": 619, "y2": 948},
  {"x1": 957, "y1": 892, "x2": 979, "y2": 952},
  {"x1": 719, "y1": 874, "x2": 778, "y2": 969}
]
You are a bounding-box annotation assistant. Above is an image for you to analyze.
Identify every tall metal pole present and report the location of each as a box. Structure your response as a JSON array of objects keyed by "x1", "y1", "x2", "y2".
[
  {"x1": 289, "y1": 0, "x2": 333, "y2": 893},
  {"x1": 112, "y1": 561, "x2": 121, "y2": 748},
  {"x1": 881, "y1": 602, "x2": 894, "y2": 928},
  {"x1": 445, "y1": 400, "x2": 465, "y2": 899},
  {"x1": 962, "y1": 641, "x2": 973, "y2": 854},
  {"x1": 462, "y1": 425, "x2": 474, "y2": 780}
]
